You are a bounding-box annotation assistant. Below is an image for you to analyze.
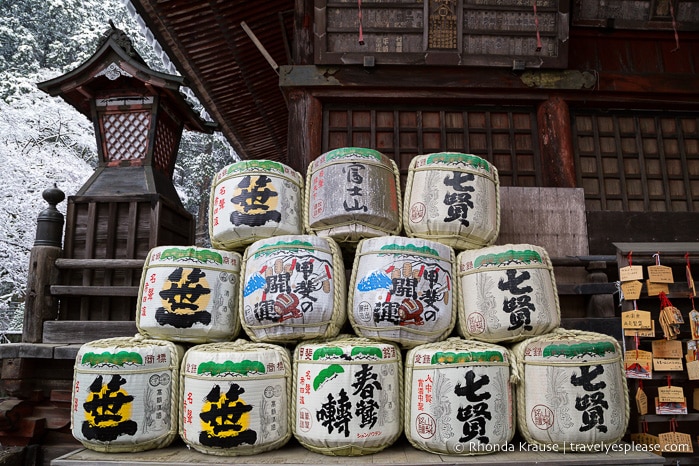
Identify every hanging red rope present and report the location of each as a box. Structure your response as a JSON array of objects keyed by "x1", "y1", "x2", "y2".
[
  {"x1": 533, "y1": 0, "x2": 543, "y2": 52},
  {"x1": 357, "y1": 0, "x2": 365, "y2": 45},
  {"x1": 669, "y1": 0, "x2": 680, "y2": 52}
]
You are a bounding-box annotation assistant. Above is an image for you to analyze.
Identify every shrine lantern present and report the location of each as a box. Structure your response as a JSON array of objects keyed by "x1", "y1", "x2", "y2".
[{"x1": 37, "y1": 25, "x2": 215, "y2": 322}]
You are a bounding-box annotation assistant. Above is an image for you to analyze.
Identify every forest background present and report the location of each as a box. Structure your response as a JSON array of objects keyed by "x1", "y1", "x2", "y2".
[{"x1": 0, "y1": 0, "x2": 239, "y2": 334}]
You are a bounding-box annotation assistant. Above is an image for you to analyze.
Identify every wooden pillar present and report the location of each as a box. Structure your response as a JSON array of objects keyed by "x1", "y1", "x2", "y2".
[
  {"x1": 293, "y1": 0, "x2": 315, "y2": 65},
  {"x1": 286, "y1": 89, "x2": 322, "y2": 175},
  {"x1": 22, "y1": 245, "x2": 61, "y2": 343},
  {"x1": 537, "y1": 96, "x2": 577, "y2": 188}
]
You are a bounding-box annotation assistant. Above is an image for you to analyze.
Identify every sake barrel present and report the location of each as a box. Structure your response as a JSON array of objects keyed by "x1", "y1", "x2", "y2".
[
  {"x1": 457, "y1": 244, "x2": 559, "y2": 343},
  {"x1": 209, "y1": 160, "x2": 303, "y2": 251},
  {"x1": 403, "y1": 153, "x2": 500, "y2": 250},
  {"x1": 512, "y1": 329, "x2": 629, "y2": 450},
  {"x1": 404, "y1": 338, "x2": 518, "y2": 455},
  {"x1": 240, "y1": 235, "x2": 346, "y2": 343},
  {"x1": 179, "y1": 340, "x2": 292, "y2": 455},
  {"x1": 136, "y1": 245, "x2": 242, "y2": 343},
  {"x1": 292, "y1": 336, "x2": 402, "y2": 455},
  {"x1": 305, "y1": 147, "x2": 401, "y2": 243},
  {"x1": 72, "y1": 336, "x2": 183, "y2": 452},
  {"x1": 348, "y1": 236, "x2": 457, "y2": 349}
]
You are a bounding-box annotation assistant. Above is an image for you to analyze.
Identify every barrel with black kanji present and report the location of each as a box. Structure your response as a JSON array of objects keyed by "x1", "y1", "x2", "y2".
[
  {"x1": 209, "y1": 160, "x2": 304, "y2": 251},
  {"x1": 305, "y1": 147, "x2": 401, "y2": 244},
  {"x1": 403, "y1": 152, "x2": 500, "y2": 251},
  {"x1": 292, "y1": 336, "x2": 402, "y2": 456},
  {"x1": 511, "y1": 329, "x2": 629, "y2": 450},
  {"x1": 71, "y1": 336, "x2": 184, "y2": 452},
  {"x1": 404, "y1": 338, "x2": 518, "y2": 455},
  {"x1": 457, "y1": 244, "x2": 560, "y2": 343},
  {"x1": 348, "y1": 236, "x2": 457, "y2": 349},
  {"x1": 179, "y1": 340, "x2": 292, "y2": 456},
  {"x1": 136, "y1": 245, "x2": 242, "y2": 343},
  {"x1": 240, "y1": 235, "x2": 346, "y2": 343}
]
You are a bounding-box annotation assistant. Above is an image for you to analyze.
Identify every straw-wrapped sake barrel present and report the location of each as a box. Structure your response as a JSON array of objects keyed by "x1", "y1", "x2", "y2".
[
  {"x1": 403, "y1": 153, "x2": 500, "y2": 250},
  {"x1": 72, "y1": 336, "x2": 183, "y2": 452},
  {"x1": 457, "y1": 244, "x2": 559, "y2": 343},
  {"x1": 136, "y1": 246, "x2": 242, "y2": 343},
  {"x1": 512, "y1": 329, "x2": 629, "y2": 450},
  {"x1": 209, "y1": 160, "x2": 303, "y2": 251},
  {"x1": 348, "y1": 236, "x2": 457, "y2": 349},
  {"x1": 292, "y1": 336, "x2": 402, "y2": 456},
  {"x1": 404, "y1": 338, "x2": 518, "y2": 455},
  {"x1": 240, "y1": 235, "x2": 346, "y2": 343},
  {"x1": 179, "y1": 340, "x2": 292, "y2": 455},
  {"x1": 305, "y1": 147, "x2": 401, "y2": 243}
]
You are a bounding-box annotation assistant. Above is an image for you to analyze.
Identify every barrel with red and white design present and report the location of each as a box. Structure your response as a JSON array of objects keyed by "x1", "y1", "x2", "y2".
[
  {"x1": 240, "y1": 235, "x2": 346, "y2": 343},
  {"x1": 348, "y1": 236, "x2": 457, "y2": 349}
]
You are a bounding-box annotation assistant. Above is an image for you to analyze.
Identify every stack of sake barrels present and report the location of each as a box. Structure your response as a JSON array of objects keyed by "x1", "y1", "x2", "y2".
[{"x1": 68, "y1": 148, "x2": 628, "y2": 458}]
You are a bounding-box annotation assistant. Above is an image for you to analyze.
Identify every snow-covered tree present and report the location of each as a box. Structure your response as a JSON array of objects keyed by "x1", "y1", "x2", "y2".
[
  {"x1": 0, "y1": 72, "x2": 94, "y2": 313},
  {"x1": 1, "y1": 0, "x2": 238, "y2": 331}
]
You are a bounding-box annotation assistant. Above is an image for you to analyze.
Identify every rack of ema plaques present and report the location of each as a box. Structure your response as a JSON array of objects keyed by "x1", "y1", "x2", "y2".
[
  {"x1": 68, "y1": 149, "x2": 634, "y2": 460},
  {"x1": 615, "y1": 242, "x2": 699, "y2": 457}
]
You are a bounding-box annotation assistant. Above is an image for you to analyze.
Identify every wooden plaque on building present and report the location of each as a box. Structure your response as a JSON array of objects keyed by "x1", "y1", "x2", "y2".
[
  {"x1": 314, "y1": 0, "x2": 569, "y2": 68},
  {"x1": 573, "y1": 0, "x2": 699, "y2": 31}
]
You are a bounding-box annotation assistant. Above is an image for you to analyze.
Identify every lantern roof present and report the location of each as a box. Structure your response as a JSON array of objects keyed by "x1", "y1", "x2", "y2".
[{"x1": 37, "y1": 23, "x2": 215, "y2": 134}]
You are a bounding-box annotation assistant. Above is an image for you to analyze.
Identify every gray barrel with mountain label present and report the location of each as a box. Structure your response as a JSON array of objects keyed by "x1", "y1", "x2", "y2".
[{"x1": 305, "y1": 147, "x2": 401, "y2": 243}]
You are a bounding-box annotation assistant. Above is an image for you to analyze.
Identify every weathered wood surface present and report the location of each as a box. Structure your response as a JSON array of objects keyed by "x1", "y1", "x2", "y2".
[
  {"x1": 537, "y1": 97, "x2": 576, "y2": 188},
  {"x1": 49, "y1": 285, "x2": 139, "y2": 297},
  {"x1": 0, "y1": 344, "x2": 80, "y2": 360},
  {"x1": 497, "y1": 187, "x2": 588, "y2": 257},
  {"x1": 54, "y1": 259, "x2": 145, "y2": 269},
  {"x1": 52, "y1": 438, "x2": 665, "y2": 465},
  {"x1": 588, "y1": 212, "x2": 699, "y2": 255},
  {"x1": 314, "y1": 0, "x2": 568, "y2": 68},
  {"x1": 573, "y1": 0, "x2": 699, "y2": 30},
  {"x1": 42, "y1": 321, "x2": 138, "y2": 345},
  {"x1": 22, "y1": 246, "x2": 62, "y2": 343}
]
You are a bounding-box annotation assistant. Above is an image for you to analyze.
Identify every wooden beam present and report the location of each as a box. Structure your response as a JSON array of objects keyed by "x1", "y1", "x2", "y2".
[
  {"x1": 49, "y1": 286, "x2": 139, "y2": 297},
  {"x1": 54, "y1": 259, "x2": 145, "y2": 269},
  {"x1": 43, "y1": 321, "x2": 138, "y2": 345}
]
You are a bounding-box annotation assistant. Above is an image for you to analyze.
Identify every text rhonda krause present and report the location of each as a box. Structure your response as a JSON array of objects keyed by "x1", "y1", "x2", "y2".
[{"x1": 451, "y1": 441, "x2": 691, "y2": 454}]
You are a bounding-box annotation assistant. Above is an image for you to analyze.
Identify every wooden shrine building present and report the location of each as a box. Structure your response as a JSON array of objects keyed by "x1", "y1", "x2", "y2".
[
  {"x1": 2, "y1": 0, "x2": 699, "y2": 464},
  {"x1": 127, "y1": 0, "x2": 699, "y2": 254},
  {"x1": 34, "y1": 25, "x2": 214, "y2": 331}
]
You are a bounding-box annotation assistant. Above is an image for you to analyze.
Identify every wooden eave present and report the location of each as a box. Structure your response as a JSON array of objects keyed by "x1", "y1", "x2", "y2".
[
  {"x1": 128, "y1": 0, "x2": 294, "y2": 164},
  {"x1": 37, "y1": 34, "x2": 214, "y2": 134}
]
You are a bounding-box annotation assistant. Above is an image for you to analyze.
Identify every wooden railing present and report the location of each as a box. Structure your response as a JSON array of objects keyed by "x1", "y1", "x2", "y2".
[{"x1": 50, "y1": 258, "x2": 144, "y2": 298}]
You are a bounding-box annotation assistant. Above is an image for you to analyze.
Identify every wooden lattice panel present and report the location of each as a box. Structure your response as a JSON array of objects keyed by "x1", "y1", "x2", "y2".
[
  {"x1": 323, "y1": 105, "x2": 541, "y2": 188},
  {"x1": 573, "y1": 111, "x2": 699, "y2": 212},
  {"x1": 153, "y1": 110, "x2": 178, "y2": 177},
  {"x1": 100, "y1": 111, "x2": 151, "y2": 163}
]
